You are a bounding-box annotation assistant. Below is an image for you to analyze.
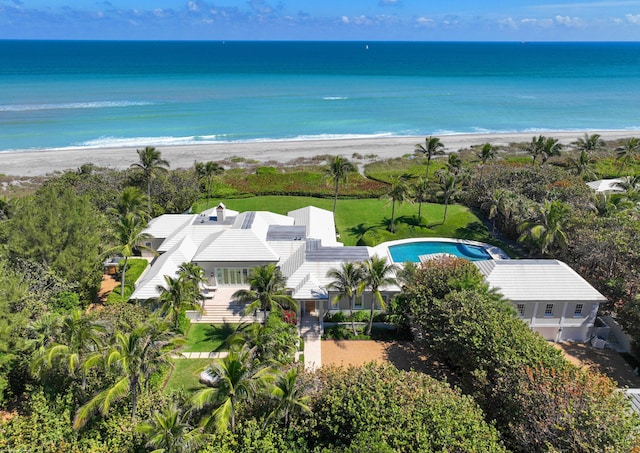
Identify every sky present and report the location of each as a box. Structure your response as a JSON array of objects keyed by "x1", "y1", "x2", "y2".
[{"x1": 1, "y1": 1, "x2": 640, "y2": 41}]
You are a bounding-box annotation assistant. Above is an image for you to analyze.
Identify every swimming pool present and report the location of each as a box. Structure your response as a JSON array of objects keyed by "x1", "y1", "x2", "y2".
[{"x1": 388, "y1": 240, "x2": 493, "y2": 263}]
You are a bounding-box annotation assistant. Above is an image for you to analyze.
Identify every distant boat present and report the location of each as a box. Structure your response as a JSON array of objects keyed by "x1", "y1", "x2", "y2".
[{"x1": 365, "y1": 44, "x2": 369, "y2": 50}]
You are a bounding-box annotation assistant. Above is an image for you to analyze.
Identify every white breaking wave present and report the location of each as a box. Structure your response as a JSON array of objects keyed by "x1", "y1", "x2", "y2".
[
  {"x1": 0, "y1": 100, "x2": 153, "y2": 112},
  {"x1": 322, "y1": 96, "x2": 348, "y2": 100},
  {"x1": 66, "y1": 132, "x2": 404, "y2": 150},
  {"x1": 76, "y1": 135, "x2": 219, "y2": 148}
]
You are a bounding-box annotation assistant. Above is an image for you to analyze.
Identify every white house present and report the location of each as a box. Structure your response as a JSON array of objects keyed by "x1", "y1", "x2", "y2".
[
  {"x1": 131, "y1": 203, "x2": 380, "y2": 317},
  {"x1": 474, "y1": 259, "x2": 606, "y2": 342},
  {"x1": 131, "y1": 203, "x2": 605, "y2": 342}
]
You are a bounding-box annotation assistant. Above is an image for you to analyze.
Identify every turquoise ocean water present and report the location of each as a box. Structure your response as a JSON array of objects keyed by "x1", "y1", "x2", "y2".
[{"x1": 1, "y1": 40, "x2": 640, "y2": 152}]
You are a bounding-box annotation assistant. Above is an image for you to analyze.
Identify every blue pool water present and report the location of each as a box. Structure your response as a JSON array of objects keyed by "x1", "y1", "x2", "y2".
[{"x1": 388, "y1": 241, "x2": 492, "y2": 263}]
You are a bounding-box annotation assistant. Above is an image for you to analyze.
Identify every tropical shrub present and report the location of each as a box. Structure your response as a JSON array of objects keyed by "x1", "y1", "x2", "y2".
[
  {"x1": 299, "y1": 363, "x2": 506, "y2": 452},
  {"x1": 397, "y1": 257, "x2": 640, "y2": 452}
]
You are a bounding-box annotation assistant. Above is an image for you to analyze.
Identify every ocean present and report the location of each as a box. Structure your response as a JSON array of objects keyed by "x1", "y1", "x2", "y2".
[{"x1": 1, "y1": 40, "x2": 640, "y2": 152}]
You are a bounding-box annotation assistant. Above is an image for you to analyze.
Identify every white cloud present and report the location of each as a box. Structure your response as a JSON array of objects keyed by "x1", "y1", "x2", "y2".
[
  {"x1": 626, "y1": 13, "x2": 640, "y2": 23},
  {"x1": 341, "y1": 15, "x2": 349, "y2": 24},
  {"x1": 415, "y1": 16, "x2": 435, "y2": 27},
  {"x1": 499, "y1": 17, "x2": 518, "y2": 29},
  {"x1": 187, "y1": 1, "x2": 198, "y2": 12},
  {"x1": 555, "y1": 15, "x2": 584, "y2": 27}
]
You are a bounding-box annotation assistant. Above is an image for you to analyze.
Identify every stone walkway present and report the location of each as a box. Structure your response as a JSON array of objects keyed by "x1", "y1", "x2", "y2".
[{"x1": 300, "y1": 316, "x2": 322, "y2": 371}]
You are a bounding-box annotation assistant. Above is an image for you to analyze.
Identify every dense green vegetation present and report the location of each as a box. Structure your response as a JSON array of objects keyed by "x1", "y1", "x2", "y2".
[
  {"x1": 2, "y1": 136, "x2": 640, "y2": 451},
  {"x1": 396, "y1": 257, "x2": 640, "y2": 452}
]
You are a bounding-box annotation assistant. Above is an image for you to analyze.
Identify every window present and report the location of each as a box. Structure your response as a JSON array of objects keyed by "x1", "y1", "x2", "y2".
[
  {"x1": 544, "y1": 304, "x2": 554, "y2": 317},
  {"x1": 516, "y1": 304, "x2": 525, "y2": 317},
  {"x1": 355, "y1": 294, "x2": 363, "y2": 307},
  {"x1": 574, "y1": 304, "x2": 584, "y2": 316}
]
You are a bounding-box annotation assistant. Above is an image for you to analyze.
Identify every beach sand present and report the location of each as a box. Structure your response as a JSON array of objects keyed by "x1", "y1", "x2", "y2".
[{"x1": 0, "y1": 131, "x2": 637, "y2": 177}]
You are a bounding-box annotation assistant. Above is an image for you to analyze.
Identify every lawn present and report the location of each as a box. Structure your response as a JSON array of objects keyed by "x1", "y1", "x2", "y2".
[
  {"x1": 164, "y1": 358, "x2": 210, "y2": 393},
  {"x1": 106, "y1": 258, "x2": 148, "y2": 304},
  {"x1": 209, "y1": 196, "x2": 493, "y2": 246},
  {"x1": 183, "y1": 322, "x2": 240, "y2": 352}
]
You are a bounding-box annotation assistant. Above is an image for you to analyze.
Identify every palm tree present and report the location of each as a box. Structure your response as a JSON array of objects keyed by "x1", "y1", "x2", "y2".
[
  {"x1": 359, "y1": 256, "x2": 398, "y2": 336},
  {"x1": 567, "y1": 150, "x2": 597, "y2": 179},
  {"x1": 412, "y1": 177, "x2": 430, "y2": 220},
  {"x1": 74, "y1": 318, "x2": 182, "y2": 429},
  {"x1": 415, "y1": 136, "x2": 445, "y2": 180},
  {"x1": 541, "y1": 136, "x2": 562, "y2": 165},
  {"x1": 616, "y1": 137, "x2": 640, "y2": 176},
  {"x1": 477, "y1": 143, "x2": 496, "y2": 182},
  {"x1": 575, "y1": 133, "x2": 605, "y2": 154},
  {"x1": 131, "y1": 146, "x2": 170, "y2": 216},
  {"x1": 137, "y1": 404, "x2": 207, "y2": 453},
  {"x1": 326, "y1": 262, "x2": 364, "y2": 336},
  {"x1": 445, "y1": 152, "x2": 463, "y2": 174},
  {"x1": 233, "y1": 264, "x2": 298, "y2": 324},
  {"x1": 191, "y1": 346, "x2": 267, "y2": 432},
  {"x1": 526, "y1": 135, "x2": 546, "y2": 166},
  {"x1": 194, "y1": 161, "x2": 224, "y2": 211},
  {"x1": 31, "y1": 309, "x2": 105, "y2": 392},
  {"x1": 437, "y1": 171, "x2": 461, "y2": 225},
  {"x1": 325, "y1": 156, "x2": 356, "y2": 213},
  {"x1": 157, "y1": 275, "x2": 204, "y2": 331},
  {"x1": 107, "y1": 213, "x2": 154, "y2": 300},
  {"x1": 109, "y1": 186, "x2": 150, "y2": 222},
  {"x1": 517, "y1": 199, "x2": 571, "y2": 255},
  {"x1": 382, "y1": 175, "x2": 412, "y2": 233},
  {"x1": 267, "y1": 366, "x2": 311, "y2": 428}
]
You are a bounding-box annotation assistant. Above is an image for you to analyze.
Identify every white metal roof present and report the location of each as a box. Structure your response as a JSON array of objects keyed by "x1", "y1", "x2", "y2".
[
  {"x1": 288, "y1": 206, "x2": 341, "y2": 246},
  {"x1": 158, "y1": 224, "x2": 229, "y2": 253},
  {"x1": 145, "y1": 214, "x2": 195, "y2": 239},
  {"x1": 192, "y1": 229, "x2": 279, "y2": 262},
  {"x1": 586, "y1": 178, "x2": 625, "y2": 193},
  {"x1": 131, "y1": 236, "x2": 199, "y2": 300},
  {"x1": 476, "y1": 260, "x2": 607, "y2": 302}
]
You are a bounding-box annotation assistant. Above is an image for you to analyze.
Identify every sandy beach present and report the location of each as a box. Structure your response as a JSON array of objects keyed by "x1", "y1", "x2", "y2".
[{"x1": 0, "y1": 131, "x2": 637, "y2": 177}]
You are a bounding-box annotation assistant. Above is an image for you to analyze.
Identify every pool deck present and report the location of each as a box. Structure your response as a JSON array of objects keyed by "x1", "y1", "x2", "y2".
[{"x1": 371, "y1": 237, "x2": 509, "y2": 263}]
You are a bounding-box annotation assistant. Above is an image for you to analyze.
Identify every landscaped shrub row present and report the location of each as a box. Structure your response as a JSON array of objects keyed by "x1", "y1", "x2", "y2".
[
  {"x1": 322, "y1": 325, "x2": 411, "y2": 342},
  {"x1": 323, "y1": 310, "x2": 388, "y2": 323}
]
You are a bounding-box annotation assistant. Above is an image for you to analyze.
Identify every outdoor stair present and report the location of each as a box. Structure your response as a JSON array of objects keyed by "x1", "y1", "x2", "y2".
[{"x1": 191, "y1": 286, "x2": 257, "y2": 324}]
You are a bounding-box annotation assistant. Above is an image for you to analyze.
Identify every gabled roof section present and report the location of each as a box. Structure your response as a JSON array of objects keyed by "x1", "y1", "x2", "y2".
[
  {"x1": 144, "y1": 214, "x2": 195, "y2": 239},
  {"x1": 131, "y1": 236, "x2": 198, "y2": 300},
  {"x1": 288, "y1": 206, "x2": 340, "y2": 246},
  {"x1": 193, "y1": 229, "x2": 279, "y2": 262},
  {"x1": 158, "y1": 224, "x2": 229, "y2": 253},
  {"x1": 476, "y1": 259, "x2": 607, "y2": 302}
]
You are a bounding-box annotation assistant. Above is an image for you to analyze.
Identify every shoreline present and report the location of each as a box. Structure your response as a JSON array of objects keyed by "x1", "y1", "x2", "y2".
[{"x1": 0, "y1": 130, "x2": 637, "y2": 177}]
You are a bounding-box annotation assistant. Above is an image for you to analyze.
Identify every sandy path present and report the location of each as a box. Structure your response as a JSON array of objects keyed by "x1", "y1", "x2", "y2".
[
  {"x1": 323, "y1": 340, "x2": 640, "y2": 388},
  {"x1": 0, "y1": 130, "x2": 637, "y2": 176}
]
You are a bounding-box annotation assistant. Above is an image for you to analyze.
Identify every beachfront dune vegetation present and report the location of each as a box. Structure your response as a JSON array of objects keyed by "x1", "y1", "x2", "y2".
[{"x1": 1, "y1": 137, "x2": 640, "y2": 450}]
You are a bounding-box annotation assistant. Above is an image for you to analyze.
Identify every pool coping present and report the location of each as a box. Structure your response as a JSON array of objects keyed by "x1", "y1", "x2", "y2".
[{"x1": 371, "y1": 237, "x2": 509, "y2": 263}]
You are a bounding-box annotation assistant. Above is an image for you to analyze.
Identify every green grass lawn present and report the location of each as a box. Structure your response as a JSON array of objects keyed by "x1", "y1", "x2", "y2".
[
  {"x1": 164, "y1": 358, "x2": 210, "y2": 393},
  {"x1": 106, "y1": 258, "x2": 148, "y2": 304},
  {"x1": 211, "y1": 196, "x2": 492, "y2": 246},
  {"x1": 183, "y1": 322, "x2": 240, "y2": 352}
]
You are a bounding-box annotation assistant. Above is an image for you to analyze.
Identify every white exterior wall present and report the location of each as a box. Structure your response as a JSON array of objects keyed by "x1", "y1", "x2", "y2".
[{"x1": 516, "y1": 301, "x2": 598, "y2": 342}]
